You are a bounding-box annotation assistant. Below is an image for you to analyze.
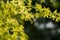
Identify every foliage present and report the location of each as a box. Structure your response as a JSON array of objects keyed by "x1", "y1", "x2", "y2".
[{"x1": 0, "y1": 0, "x2": 60, "y2": 40}]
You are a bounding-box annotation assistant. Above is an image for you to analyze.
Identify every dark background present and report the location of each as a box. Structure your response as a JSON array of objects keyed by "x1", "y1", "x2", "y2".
[{"x1": 24, "y1": 0, "x2": 60, "y2": 40}]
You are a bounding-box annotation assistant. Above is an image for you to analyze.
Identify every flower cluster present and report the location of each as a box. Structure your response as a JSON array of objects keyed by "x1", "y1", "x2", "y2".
[{"x1": 0, "y1": 0, "x2": 60, "y2": 40}]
